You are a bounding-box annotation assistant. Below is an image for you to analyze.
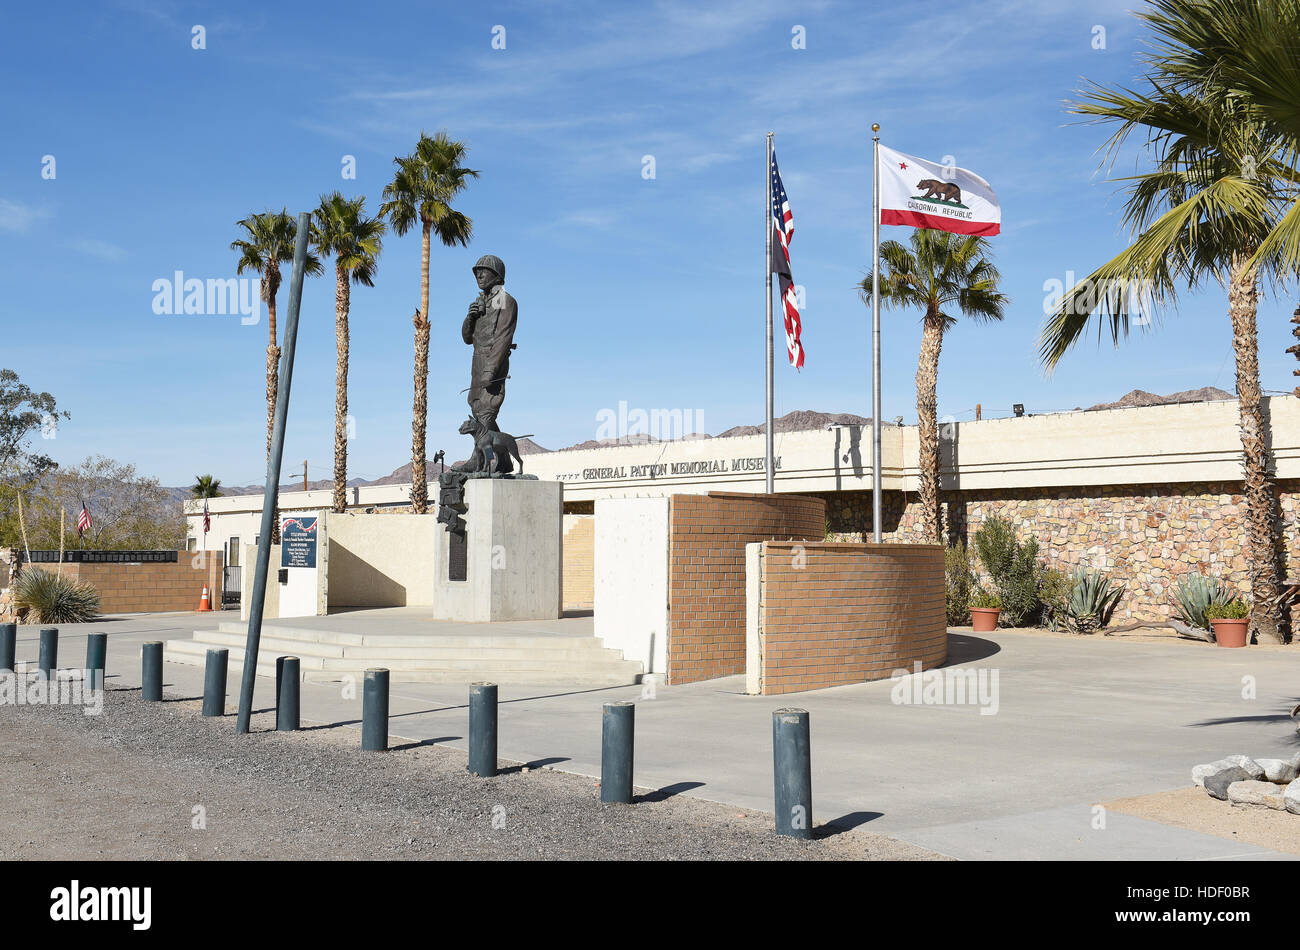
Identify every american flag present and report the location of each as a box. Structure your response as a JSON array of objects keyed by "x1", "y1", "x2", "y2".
[
  {"x1": 76, "y1": 503, "x2": 92, "y2": 539},
  {"x1": 202, "y1": 497, "x2": 210, "y2": 535},
  {"x1": 769, "y1": 151, "x2": 804, "y2": 368}
]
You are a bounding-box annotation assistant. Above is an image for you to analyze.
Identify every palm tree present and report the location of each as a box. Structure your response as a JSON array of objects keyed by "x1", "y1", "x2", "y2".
[
  {"x1": 312, "y1": 193, "x2": 386, "y2": 514},
  {"x1": 860, "y1": 230, "x2": 1008, "y2": 544},
  {"x1": 380, "y1": 132, "x2": 478, "y2": 513},
  {"x1": 1039, "y1": 77, "x2": 1293, "y2": 643},
  {"x1": 232, "y1": 210, "x2": 322, "y2": 539},
  {"x1": 190, "y1": 474, "x2": 222, "y2": 498}
]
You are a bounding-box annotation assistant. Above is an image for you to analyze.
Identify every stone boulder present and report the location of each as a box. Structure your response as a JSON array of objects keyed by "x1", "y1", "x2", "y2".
[
  {"x1": 1285, "y1": 779, "x2": 1300, "y2": 816},
  {"x1": 1192, "y1": 755, "x2": 1265, "y2": 787},
  {"x1": 1203, "y1": 766, "x2": 1253, "y2": 800},
  {"x1": 1253, "y1": 753, "x2": 1300, "y2": 785},
  {"x1": 1226, "y1": 780, "x2": 1287, "y2": 809}
]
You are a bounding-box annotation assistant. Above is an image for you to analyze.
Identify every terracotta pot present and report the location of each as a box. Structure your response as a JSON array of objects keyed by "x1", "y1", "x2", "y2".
[
  {"x1": 1211, "y1": 617, "x2": 1249, "y2": 648},
  {"x1": 970, "y1": 607, "x2": 1000, "y2": 632}
]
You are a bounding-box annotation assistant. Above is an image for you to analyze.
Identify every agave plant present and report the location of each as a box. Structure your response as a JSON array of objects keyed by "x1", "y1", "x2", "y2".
[
  {"x1": 1063, "y1": 568, "x2": 1125, "y2": 635},
  {"x1": 1171, "y1": 574, "x2": 1239, "y2": 631},
  {"x1": 14, "y1": 568, "x2": 101, "y2": 624}
]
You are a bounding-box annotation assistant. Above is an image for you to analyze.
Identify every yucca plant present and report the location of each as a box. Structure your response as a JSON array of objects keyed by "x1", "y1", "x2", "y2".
[
  {"x1": 1172, "y1": 574, "x2": 1240, "y2": 631},
  {"x1": 1063, "y1": 568, "x2": 1125, "y2": 635},
  {"x1": 14, "y1": 568, "x2": 101, "y2": 624}
]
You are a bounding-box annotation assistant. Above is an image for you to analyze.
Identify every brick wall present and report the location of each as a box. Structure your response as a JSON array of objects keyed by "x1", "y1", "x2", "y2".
[
  {"x1": 667, "y1": 492, "x2": 825, "y2": 685},
  {"x1": 60, "y1": 551, "x2": 224, "y2": 614},
  {"x1": 814, "y1": 480, "x2": 1300, "y2": 624},
  {"x1": 562, "y1": 515, "x2": 594, "y2": 610},
  {"x1": 752, "y1": 541, "x2": 947, "y2": 695}
]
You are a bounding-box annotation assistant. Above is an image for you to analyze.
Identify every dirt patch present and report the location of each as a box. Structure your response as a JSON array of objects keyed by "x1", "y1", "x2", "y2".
[{"x1": 1104, "y1": 786, "x2": 1300, "y2": 856}]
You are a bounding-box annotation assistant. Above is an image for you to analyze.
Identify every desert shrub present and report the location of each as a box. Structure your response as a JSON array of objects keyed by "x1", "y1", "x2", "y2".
[
  {"x1": 973, "y1": 515, "x2": 1016, "y2": 583},
  {"x1": 1062, "y1": 567, "x2": 1124, "y2": 635},
  {"x1": 974, "y1": 516, "x2": 1042, "y2": 626},
  {"x1": 1172, "y1": 574, "x2": 1239, "y2": 630},
  {"x1": 1038, "y1": 568, "x2": 1071, "y2": 631},
  {"x1": 1206, "y1": 600, "x2": 1249, "y2": 621},
  {"x1": 945, "y1": 542, "x2": 975, "y2": 625},
  {"x1": 14, "y1": 568, "x2": 101, "y2": 624}
]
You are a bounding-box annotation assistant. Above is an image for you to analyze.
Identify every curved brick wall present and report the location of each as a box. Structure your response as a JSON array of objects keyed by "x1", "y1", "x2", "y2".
[{"x1": 753, "y1": 541, "x2": 947, "y2": 695}]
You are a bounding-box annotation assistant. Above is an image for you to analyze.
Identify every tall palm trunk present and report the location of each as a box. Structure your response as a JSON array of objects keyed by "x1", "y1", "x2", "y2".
[
  {"x1": 914, "y1": 308, "x2": 945, "y2": 544},
  {"x1": 264, "y1": 264, "x2": 282, "y2": 544},
  {"x1": 333, "y1": 266, "x2": 351, "y2": 514},
  {"x1": 1228, "y1": 253, "x2": 1284, "y2": 644},
  {"x1": 410, "y1": 221, "x2": 432, "y2": 513}
]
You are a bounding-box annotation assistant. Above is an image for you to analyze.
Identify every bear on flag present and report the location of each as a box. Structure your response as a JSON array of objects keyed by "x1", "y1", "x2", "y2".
[{"x1": 878, "y1": 145, "x2": 1000, "y2": 236}]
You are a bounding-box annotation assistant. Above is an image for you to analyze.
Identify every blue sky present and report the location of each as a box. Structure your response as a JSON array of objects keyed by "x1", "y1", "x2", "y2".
[{"x1": 1, "y1": 0, "x2": 1296, "y2": 486}]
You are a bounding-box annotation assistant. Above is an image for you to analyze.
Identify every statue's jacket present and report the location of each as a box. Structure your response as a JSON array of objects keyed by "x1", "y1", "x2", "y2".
[{"x1": 463, "y1": 284, "x2": 518, "y2": 393}]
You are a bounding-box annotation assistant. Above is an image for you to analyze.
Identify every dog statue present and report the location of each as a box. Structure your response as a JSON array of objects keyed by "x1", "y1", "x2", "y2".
[{"x1": 456, "y1": 416, "x2": 530, "y2": 475}]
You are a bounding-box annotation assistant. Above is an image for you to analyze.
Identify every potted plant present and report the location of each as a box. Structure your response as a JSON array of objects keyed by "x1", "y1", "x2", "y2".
[
  {"x1": 969, "y1": 590, "x2": 1002, "y2": 632},
  {"x1": 1206, "y1": 600, "x2": 1250, "y2": 648}
]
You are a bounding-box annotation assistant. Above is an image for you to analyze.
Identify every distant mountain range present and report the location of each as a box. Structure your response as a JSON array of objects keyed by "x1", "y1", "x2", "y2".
[{"x1": 192, "y1": 389, "x2": 1235, "y2": 498}]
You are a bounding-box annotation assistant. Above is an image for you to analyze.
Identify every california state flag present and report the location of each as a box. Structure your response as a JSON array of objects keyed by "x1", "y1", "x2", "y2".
[{"x1": 878, "y1": 145, "x2": 1000, "y2": 236}]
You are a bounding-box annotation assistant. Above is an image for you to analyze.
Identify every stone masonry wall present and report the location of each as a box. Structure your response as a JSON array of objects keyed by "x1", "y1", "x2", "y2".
[{"x1": 813, "y1": 481, "x2": 1300, "y2": 623}]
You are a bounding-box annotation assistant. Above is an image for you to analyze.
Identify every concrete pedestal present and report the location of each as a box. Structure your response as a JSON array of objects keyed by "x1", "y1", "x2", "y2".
[{"x1": 432, "y1": 477, "x2": 563, "y2": 622}]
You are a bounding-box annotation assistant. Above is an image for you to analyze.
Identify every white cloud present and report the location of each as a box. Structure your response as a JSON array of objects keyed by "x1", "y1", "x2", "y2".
[
  {"x1": 68, "y1": 238, "x2": 128, "y2": 262},
  {"x1": 0, "y1": 199, "x2": 49, "y2": 232}
]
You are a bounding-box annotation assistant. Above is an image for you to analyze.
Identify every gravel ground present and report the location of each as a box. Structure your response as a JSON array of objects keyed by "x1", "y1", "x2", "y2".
[{"x1": 0, "y1": 683, "x2": 946, "y2": 861}]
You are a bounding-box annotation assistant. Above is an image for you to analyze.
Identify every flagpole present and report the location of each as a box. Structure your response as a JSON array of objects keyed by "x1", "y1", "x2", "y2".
[
  {"x1": 871, "y1": 123, "x2": 883, "y2": 543},
  {"x1": 765, "y1": 131, "x2": 775, "y2": 495}
]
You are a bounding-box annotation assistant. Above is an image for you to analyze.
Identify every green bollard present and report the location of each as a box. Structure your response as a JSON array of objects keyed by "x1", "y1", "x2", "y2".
[
  {"x1": 772, "y1": 708, "x2": 813, "y2": 839},
  {"x1": 85, "y1": 633, "x2": 107, "y2": 691},
  {"x1": 362, "y1": 668, "x2": 389, "y2": 751},
  {"x1": 277, "y1": 657, "x2": 299, "y2": 731},
  {"x1": 1, "y1": 623, "x2": 16, "y2": 672},
  {"x1": 202, "y1": 648, "x2": 228, "y2": 717},
  {"x1": 38, "y1": 628, "x2": 58, "y2": 680},
  {"x1": 141, "y1": 642, "x2": 163, "y2": 701},
  {"x1": 600, "y1": 701, "x2": 635, "y2": 804},
  {"x1": 468, "y1": 683, "x2": 498, "y2": 777}
]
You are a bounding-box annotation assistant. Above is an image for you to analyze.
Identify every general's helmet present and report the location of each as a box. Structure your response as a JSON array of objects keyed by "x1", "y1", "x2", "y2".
[{"x1": 471, "y1": 254, "x2": 505, "y2": 282}]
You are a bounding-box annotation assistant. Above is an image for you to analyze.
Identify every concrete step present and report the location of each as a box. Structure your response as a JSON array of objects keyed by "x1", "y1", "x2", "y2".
[
  {"x1": 211, "y1": 623, "x2": 610, "y2": 651},
  {"x1": 198, "y1": 629, "x2": 610, "y2": 658},
  {"x1": 163, "y1": 641, "x2": 639, "y2": 687}
]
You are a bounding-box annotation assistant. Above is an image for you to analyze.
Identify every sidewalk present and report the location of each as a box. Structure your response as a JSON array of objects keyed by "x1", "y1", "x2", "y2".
[{"x1": 8, "y1": 611, "x2": 1299, "y2": 860}]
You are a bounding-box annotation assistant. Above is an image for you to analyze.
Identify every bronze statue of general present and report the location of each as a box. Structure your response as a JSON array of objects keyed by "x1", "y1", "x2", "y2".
[{"x1": 462, "y1": 254, "x2": 517, "y2": 434}]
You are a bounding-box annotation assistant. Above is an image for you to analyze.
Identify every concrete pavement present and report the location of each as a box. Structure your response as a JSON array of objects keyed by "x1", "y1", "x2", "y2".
[{"x1": 7, "y1": 610, "x2": 1299, "y2": 860}]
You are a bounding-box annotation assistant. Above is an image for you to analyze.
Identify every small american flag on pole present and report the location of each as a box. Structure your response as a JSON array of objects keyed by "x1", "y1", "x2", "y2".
[
  {"x1": 769, "y1": 151, "x2": 804, "y2": 368},
  {"x1": 76, "y1": 503, "x2": 92, "y2": 539}
]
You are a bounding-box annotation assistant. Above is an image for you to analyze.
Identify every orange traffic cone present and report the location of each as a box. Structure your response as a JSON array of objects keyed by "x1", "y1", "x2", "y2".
[{"x1": 198, "y1": 585, "x2": 212, "y2": 612}]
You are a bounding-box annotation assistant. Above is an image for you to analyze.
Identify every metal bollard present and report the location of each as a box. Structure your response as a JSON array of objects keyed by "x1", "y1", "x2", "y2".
[
  {"x1": 275, "y1": 655, "x2": 285, "y2": 718},
  {"x1": 600, "y1": 701, "x2": 635, "y2": 804},
  {"x1": 141, "y1": 642, "x2": 163, "y2": 701},
  {"x1": 202, "y1": 648, "x2": 228, "y2": 717},
  {"x1": 85, "y1": 633, "x2": 107, "y2": 691},
  {"x1": 38, "y1": 628, "x2": 58, "y2": 680},
  {"x1": 1, "y1": 622, "x2": 17, "y2": 672},
  {"x1": 361, "y1": 668, "x2": 389, "y2": 751},
  {"x1": 468, "y1": 682, "x2": 498, "y2": 777},
  {"x1": 277, "y1": 657, "x2": 300, "y2": 731},
  {"x1": 772, "y1": 708, "x2": 813, "y2": 839}
]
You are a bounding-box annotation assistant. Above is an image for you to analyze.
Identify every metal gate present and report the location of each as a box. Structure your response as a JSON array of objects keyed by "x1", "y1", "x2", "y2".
[{"x1": 222, "y1": 565, "x2": 242, "y2": 609}]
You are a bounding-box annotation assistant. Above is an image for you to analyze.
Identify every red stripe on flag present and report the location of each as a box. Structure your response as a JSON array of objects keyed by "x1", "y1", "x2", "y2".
[{"x1": 880, "y1": 209, "x2": 1000, "y2": 236}]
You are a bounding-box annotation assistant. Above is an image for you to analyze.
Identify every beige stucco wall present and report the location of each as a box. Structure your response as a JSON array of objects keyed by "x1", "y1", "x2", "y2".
[
  {"x1": 327, "y1": 512, "x2": 438, "y2": 608},
  {"x1": 188, "y1": 397, "x2": 1300, "y2": 535}
]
